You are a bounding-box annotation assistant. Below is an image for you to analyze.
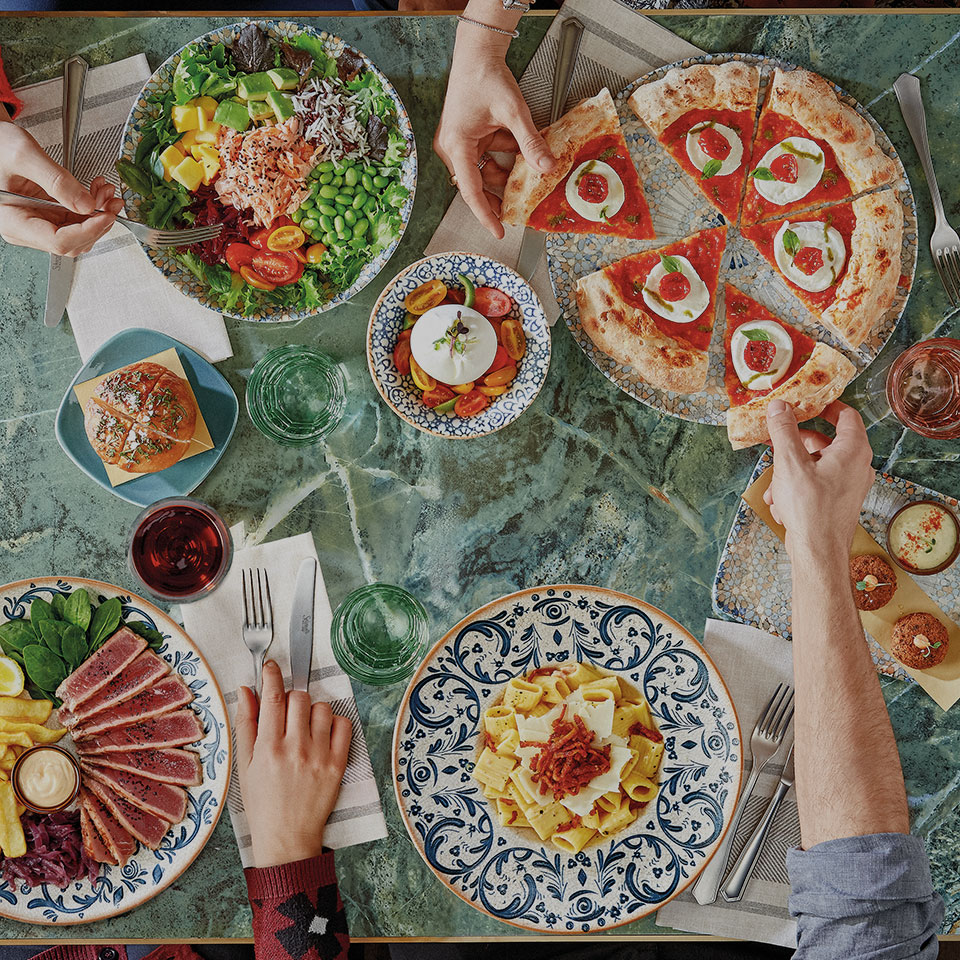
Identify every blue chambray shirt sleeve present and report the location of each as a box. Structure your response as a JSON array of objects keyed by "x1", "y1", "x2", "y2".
[{"x1": 787, "y1": 833, "x2": 944, "y2": 960}]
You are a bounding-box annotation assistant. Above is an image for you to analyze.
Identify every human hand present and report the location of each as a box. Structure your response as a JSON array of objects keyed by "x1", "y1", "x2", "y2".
[
  {"x1": 0, "y1": 122, "x2": 122, "y2": 256},
  {"x1": 434, "y1": 44, "x2": 555, "y2": 238},
  {"x1": 235, "y1": 660, "x2": 352, "y2": 869},
  {"x1": 764, "y1": 399, "x2": 875, "y2": 560}
]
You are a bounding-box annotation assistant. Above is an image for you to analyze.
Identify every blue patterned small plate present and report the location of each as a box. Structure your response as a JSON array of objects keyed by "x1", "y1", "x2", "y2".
[
  {"x1": 393, "y1": 585, "x2": 742, "y2": 932},
  {"x1": 367, "y1": 253, "x2": 551, "y2": 439},
  {"x1": 119, "y1": 20, "x2": 417, "y2": 323},
  {"x1": 0, "y1": 577, "x2": 230, "y2": 925},
  {"x1": 54, "y1": 329, "x2": 238, "y2": 508}
]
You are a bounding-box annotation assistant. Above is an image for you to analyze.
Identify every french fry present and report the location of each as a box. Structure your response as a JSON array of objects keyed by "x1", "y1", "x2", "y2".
[
  {"x1": 0, "y1": 732, "x2": 32, "y2": 748},
  {"x1": 0, "y1": 719, "x2": 66, "y2": 744},
  {"x1": 0, "y1": 770, "x2": 7, "y2": 780},
  {"x1": 15, "y1": 803, "x2": 25, "y2": 817},
  {"x1": 0, "y1": 756, "x2": 14, "y2": 771},
  {"x1": 0, "y1": 780, "x2": 25, "y2": 858},
  {"x1": 0, "y1": 697, "x2": 52, "y2": 724}
]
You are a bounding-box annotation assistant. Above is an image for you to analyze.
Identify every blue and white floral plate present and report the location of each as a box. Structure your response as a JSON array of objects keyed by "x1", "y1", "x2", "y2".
[
  {"x1": 546, "y1": 53, "x2": 917, "y2": 424},
  {"x1": 119, "y1": 20, "x2": 417, "y2": 322},
  {"x1": 0, "y1": 577, "x2": 230, "y2": 925},
  {"x1": 367, "y1": 253, "x2": 551, "y2": 439},
  {"x1": 393, "y1": 585, "x2": 742, "y2": 932}
]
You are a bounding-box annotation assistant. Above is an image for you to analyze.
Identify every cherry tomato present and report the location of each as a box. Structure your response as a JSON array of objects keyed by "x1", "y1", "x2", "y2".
[
  {"x1": 291, "y1": 247, "x2": 309, "y2": 264},
  {"x1": 743, "y1": 338, "x2": 777, "y2": 373},
  {"x1": 500, "y1": 319, "x2": 526, "y2": 362},
  {"x1": 410, "y1": 356, "x2": 437, "y2": 392},
  {"x1": 305, "y1": 243, "x2": 327, "y2": 264},
  {"x1": 658, "y1": 271, "x2": 691, "y2": 302},
  {"x1": 451, "y1": 381, "x2": 475, "y2": 395},
  {"x1": 421, "y1": 385, "x2": 456, "y2": 408},
  {"x1": 252, "y1": 251, "x2": 301, "y2": 286},
  {"x1": 478, "y1": 384, "x2": 508, "y2": 397},
  {"x1": 454, "y1": 389, "x2": 490, "y2": 418},
  {"x1": 240, "y1": 265, "x2": 276, "y2": 291},
  {"x1": 267, "y1": 224, "x2": 306, "y2": 252},
  {"x1": 793, "y1": 246, "x2": 825, "y2": 276},
  {"x1": 393, "y1": 335, "x2": 412, "y2": 376},
  {"x1": 225, "y1": 242, "x2": 256, "y2": 273},
  {"x1": 472, "y1": 286, "x2": 512, "y2": 318},
  {"x1": 770, "y1": 154, "x2": 799, "y2": 184},
  {"x1": 577, "y1": 172, "x2": 609, "y2": 204},
  {"x1": 405, "y1": 279, "x2": 448, "y2": 315},
  {"x1": 697, "y1": 127, "x2": 731, "y2": 161},
  {"x1": 485, "y1": 345, "x2": 512, "y2": 376},
  {"x1": 443, "y1": 288, "x2": 466, "y2": 306},
  {"x1": 484, "y1": 364, "x2": 517, "y2": 387},
  {"x1": 249, "y1": 227, "x2": 272, "y2": 250}
]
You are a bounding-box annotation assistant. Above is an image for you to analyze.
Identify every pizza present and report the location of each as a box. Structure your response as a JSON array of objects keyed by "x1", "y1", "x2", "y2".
[
  {"x1": 741, "y1": 193, "x2": 903, "y2": 349},
  {"x1": 501, "y1": 88, "x2": 655, "y2": 240},
  {"x1": 723, "y1": 283, "x2": 856, "y2": 448},
  {"x1": 574, "y1": 227, "x2": 727, "y2": 394},
  {"x1": 628, "y1": 61, "x2": 760, "y2": 223},
  {"x1": 741, "y1": 68, "x2": 898, "y2": 226}
]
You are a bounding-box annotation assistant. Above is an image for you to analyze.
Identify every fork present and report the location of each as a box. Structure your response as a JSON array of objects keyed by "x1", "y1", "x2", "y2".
[
  {"x1": 241, "y1": 568, "x2": 273, "y2": 693},
  {"x1": 0, "y1": 189, "x2": 222, "y2": 249},
  {"x1": 894, "y1": 74, "x2": 960, "y2": 306},
  {"x1": 692, "y1": 682, "x2": 795, "y2": 904}
]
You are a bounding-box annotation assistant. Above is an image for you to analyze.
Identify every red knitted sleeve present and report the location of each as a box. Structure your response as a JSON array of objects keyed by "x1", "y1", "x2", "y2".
[
  {"x1": 245, "y1": 853, "x2": 350, "y2": 960},
  {"x1": 0, "y1": 48, "x2": 24, "y2": 119}
]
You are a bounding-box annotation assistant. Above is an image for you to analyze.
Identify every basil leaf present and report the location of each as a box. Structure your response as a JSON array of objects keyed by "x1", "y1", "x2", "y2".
[
  {"x1": 782, "y1": 229, "x2": 801, "y2": 258},
  {"x1": 598, "y1": 145, "x2": 616, "y2": 161},
  {"x1": 741, "y1": 328, "x2": 773, "y2": 342},
  {"x1": 22, "y1": 644, "x2": 67, "y2": 692},
  {"x1": 30, "y1": 598, "x2": 55, "y2": 626},
  {"x1": 39, "y1": 618, "x2": 66, "y2": 656},
  {"x1": 701, "y1": 158, "x2": 723, "y2": 180},
  {"x1": 61, "y1": 624, "x2": 89, "y2": 669},
  {"x1": 63, "y1": 588, "x2": 92, "y2": 631},
  {"x1": 659, "y1": 254, "x2": 683, "y2": 273},
  {"x1": 89, "y1": 597, "x2": 123, "y2": 649},
  {"x1": 0, "y1": 619, "x2": 37, "y2": 654},
  {"x1": 51, "y1": 593, "x2": 68, "y2": 620},
  {"x1": 750, "y1": 167, "x2": 775, "y2": 181}
]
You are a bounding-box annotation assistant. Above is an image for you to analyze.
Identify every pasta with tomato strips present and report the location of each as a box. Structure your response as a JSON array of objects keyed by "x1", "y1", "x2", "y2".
[{"x1": 472, "y1": 663, "x2": 664, "y2": 854}]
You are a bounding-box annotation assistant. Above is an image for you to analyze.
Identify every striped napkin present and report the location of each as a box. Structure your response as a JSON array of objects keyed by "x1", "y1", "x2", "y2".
[
  {"x1": 656, "y1": 618, "x2": 800, "y2": 948},
  {"x1": 180, "y1": 525, "x2": 387, "y2": 866},
  {"x1": 424, "y1": 0, "x2": 704, "y2": 325},
  {"x1": 15, "y1": 54, "x2": 232, "y2": 364}
]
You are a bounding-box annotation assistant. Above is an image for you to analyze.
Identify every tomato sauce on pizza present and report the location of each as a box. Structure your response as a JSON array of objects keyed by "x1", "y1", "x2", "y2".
[
  {"x1": 605, "y1": 227, "x2": 726, "y2": 352},
  {"x1": 528, "y1": 133, "x2": 655, "y2": 239},
  {"x1": 723, "y1": 285, "x2": 816, "y2": 407}
]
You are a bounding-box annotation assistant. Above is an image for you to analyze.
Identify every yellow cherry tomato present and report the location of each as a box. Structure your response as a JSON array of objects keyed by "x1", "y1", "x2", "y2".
[
  {"x1": 500, "y1": 319, "x2": 526, "y2": 361},
  {"x1": 451, "y1": 381, "x2": 475, "y2": 394},
  {"x1": 305, "y1": 242, "x2": 327, "y2": 264},
  {"x1": 404, "y1": 279, "x2": 447, "y2": 315},
  {"x1": 267, "y1": 224, "x2": 306, "y2": 252},
  {"x1": 484, "y1": 364, "x2": 517, "y2": 387},
  {"x1": 410, "y1": 356, "x2": 437, "y2": 392},
  {"x1": 240, "y1": 264, "x2": 276, "y2": 291},
  {"x1": 478, "y1": 384, "x2": 508, "y2": 397}
]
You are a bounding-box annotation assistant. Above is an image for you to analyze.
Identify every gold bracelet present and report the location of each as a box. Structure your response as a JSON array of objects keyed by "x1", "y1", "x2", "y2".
[{"x1": 456, "y1": 15, "x2": 520, "y2": 38}]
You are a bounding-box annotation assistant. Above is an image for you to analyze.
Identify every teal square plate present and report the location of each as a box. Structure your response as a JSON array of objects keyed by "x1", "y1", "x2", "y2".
[{"x1": 55, "y1": 328, "x2": 238, "y2": 507}]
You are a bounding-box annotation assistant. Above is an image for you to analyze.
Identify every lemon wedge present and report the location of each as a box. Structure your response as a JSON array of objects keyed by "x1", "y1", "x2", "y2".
[{"x1": 0, "y1": 657, "x2": 25, "y2": 697}]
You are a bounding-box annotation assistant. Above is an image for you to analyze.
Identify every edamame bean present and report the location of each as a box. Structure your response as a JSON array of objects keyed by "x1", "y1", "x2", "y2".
[
  {"x1": 335, "y1": 193, "x2": 353, "y2": 206},
  {"x1": 309, "y1": 166, "x2": 322, "y2": 179},
  {"x1": 331, "y1": 174, "x2": 344, "y2": 187},
  {"x1": 334, "y1": 215, "x2": 346, "y2": 235},
  {"x1": 319, "y1": 184, "x2": 338, "y2": 200},
  {"x1": 318, "y1": 171, "x2": 334, "y2": 184},
  {"x1": 372, "y1": 174, "x2": 389, "y2": 188},
  {"x1": 361, "y1": 174, "x2": 374, "y2": 193},
  {"x1": 344, "y1": 208, "x2": 357, "y2": 226},
  {"x1": 364, "y1": 196, "x2": 378, "y2": 214},
  {"x1": 317, "y1": 160, "x2": 335, "y2": 172},
  {"x1": 352, "y1": 191, "x2": 368, "y2": 209},
  {"x1": 317, "y1": 203, "x2": 337, "y2": 217},
  {"x1": 302, "y1": 217, "x2": 319, "y2": 232},
  {"x1": 353, "y1": 218, "x2": 369, "y2": 237},
  {"x1": 364, "y1": 165, "x2": 377, "y2": 177},
  {"x1": 344, "y1": 167, "x2": 358, "y2": 187},
  {"x1": 323, "y1": 232, "x2": 337, "y2": 247},
  {"x1": 335, "y1": 202, "x2": 347, "y2": 215},
  {"x1": 292, "y1": 208, "x2": 304, "y2": 223},
  {"x1": 319, "y1": 213, "x2": 334, "y2": 231}
]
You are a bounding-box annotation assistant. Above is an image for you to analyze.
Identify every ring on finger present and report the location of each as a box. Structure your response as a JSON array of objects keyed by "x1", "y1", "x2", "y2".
[{"x1": 477, "y1": 153, "x2": 490, "y2": 173}]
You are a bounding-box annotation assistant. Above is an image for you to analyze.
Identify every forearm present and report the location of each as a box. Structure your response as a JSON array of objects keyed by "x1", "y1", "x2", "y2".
[
  {"x1": 791, "y1": 544, "x2": 909, "y2": 849},
  {"x1": 457, "y1": 0, "x2": 523, "y2": 62}
]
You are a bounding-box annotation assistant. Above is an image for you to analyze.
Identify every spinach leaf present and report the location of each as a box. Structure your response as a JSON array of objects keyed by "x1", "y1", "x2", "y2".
[
  {"x1": 30, "y1": 598, "x2": 55, "y2": 626},
  {"x1": 116, "y1": 159, "x2": 155, "y2": 198},
  {"x1": 124, "y1": 619, "x2": 165, "y2": 650},
  {"x1": 0, "y1": 619, "x2": 37, "y2": 653},
  {"x1": 22, "y1": 645, "x2": 67, "y2": 692},
  {"x1": 64, "y1": 588, "x2": 92, "y2": 631},
  {"x1": 51, "y1": 593, "x2": 68, "y2": 619},
  {"x1": 39, "y1": 618, "x2": 66, "y2": 656},
  {"x1": 89, "y1": 597, "x2": 123, "y2": 649},
  {"x1": 61, "y1": 624, "x2": 89, "y2": 669}
]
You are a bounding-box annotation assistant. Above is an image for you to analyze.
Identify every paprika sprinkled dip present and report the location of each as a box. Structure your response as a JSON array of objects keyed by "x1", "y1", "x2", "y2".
[
  {"x1": 886, "y1": 501, "x2": 960, "y2": 575},
  {"x1": 12, "y1": 744, "x2": 80, "y2": 814}
]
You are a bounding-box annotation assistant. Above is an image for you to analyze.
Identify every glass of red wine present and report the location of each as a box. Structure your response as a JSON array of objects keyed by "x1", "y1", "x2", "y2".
[
  {"x1": 886, "y1": 338, "x2": 960, "y2": 440},
  {"x1": 128, "y1": 498, "x2": 233, "y2": 603}
]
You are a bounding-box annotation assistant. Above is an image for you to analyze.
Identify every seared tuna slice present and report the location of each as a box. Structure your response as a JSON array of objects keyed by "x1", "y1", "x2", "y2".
[
  {"x1": 75, "y1": 709, "x2": 204, "y2": 753},
  {"x1": 71, "y1": 675, "x2": 193, "y2": 737},
  {"x1": 80, "y1": 804, "x2": 117, "y2": 865},
  {"x1": 82, "y1": 763, "x2": 187, "y2": 823},
  {"x1": 83, "y1": 777, "x2": 170, "y2": 849},
  {"x1": 80, "y1": 787, "x2": 137, "y2": 865},
  {"x1": 84, "y1": 748, "x2": 203, "y2": 787},
  {"x1": 56, "y1": 627, "x2": 147, "y2": 711},
  {"x1": 60, "y1": 651, "x2": 170, "y2": 725}
]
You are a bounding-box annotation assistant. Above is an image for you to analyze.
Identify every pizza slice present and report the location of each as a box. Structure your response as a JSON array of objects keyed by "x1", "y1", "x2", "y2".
[
  {"x1": 723, "y1": 283, "x2": 856, "y2": 449},
  {"x1": 741, "y1": 68, "x2": 897, "y2": 226},
  {"x1": 574, "y1": 227, "x2": 727, "y2": 394},
  {"x1": 628, "y1": 61, "x2": 759, "y2": 223},
  {"x1": 501, "y1": 88, "x2": 655, "y2": 240},
  {"x1": 741, "y1": 193, "x2": 902, "y2": 350}
]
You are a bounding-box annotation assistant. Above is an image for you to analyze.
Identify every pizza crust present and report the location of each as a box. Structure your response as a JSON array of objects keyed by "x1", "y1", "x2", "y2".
[
  {"x1": 628, "y1": 61, "x2": 760, "y2": 138},
  {"x1": 821, "y1": 193, "x2": 904, "y2": 350},
  {"x1": 726, "y1": 342, "x2": 856, "y2": 449},
  {"x1": 501, "y1": 88, "x2": 622, "y2": 226},
  {"x1": 575, "y1": 264, "x2": 709, "y2": 395},
  {"x1": 764, "y1": 68, "x2": 898, "y2": 193}
]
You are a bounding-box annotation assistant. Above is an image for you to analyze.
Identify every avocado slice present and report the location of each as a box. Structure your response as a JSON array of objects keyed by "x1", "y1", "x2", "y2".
[
  {"x1": 265, "y1": 90, "x2": 296, "y2": 122},
  {"x1": 237, "y1": 71, "x2": 276, "y2": 101},
  {"x1": 267, "y1": 68, "x2": 301, "y2": 91},
  {"x1": 201, "y1": 75, "x2": 237, "y2": 99},
  {"x1": 213, "y1": 98, "x2": 251, "y2": 132},
  {"x1": 248, "y1": 100, "x2": 275, "y2": 122}
]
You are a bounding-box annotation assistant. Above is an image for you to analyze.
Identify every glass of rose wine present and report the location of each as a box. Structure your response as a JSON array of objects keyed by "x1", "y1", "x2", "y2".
[
  {"x1": 128, "y1": 498, "x2": 233, "y2": 603},
  {"x1": 886, "y1": 338, "x2": 960, "y2": 440}
]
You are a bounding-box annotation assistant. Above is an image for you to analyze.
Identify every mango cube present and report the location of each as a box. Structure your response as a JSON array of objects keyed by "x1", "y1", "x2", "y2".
[
  {"x1": 170, "y1": 155, "x2": 205, "y2": 192},
  {"x1": 159, "y1": 144, "x2": 185, "y2": 181},
  {"x1": 194, "y1": 96, "x2": 219, "y2": 121},
  {"x1": 196, "y1": 145, "x2": 220, "y2": 185},
  {"x1": 171, "y1": 105, "x2": 200, "y2": 133},
  {"x1": 179, "y1": 129, "x2": 199, "y2": 150},
  {"x1": 194, "y1": 126, "x2": 220, "y2": 144}
]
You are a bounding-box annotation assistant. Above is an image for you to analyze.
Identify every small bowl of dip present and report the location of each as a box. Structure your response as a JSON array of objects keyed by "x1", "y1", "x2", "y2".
[
  {"x1": 886, "y1": 500, "x2": 960, "y2": 575},
  {"x1": 12, "y1": 744, "x2": 81, "y2": 814}
]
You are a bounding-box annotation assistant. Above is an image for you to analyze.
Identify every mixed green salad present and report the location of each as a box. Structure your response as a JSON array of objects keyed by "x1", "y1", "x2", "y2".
[{"x1": 117, "y1": 23, "x2": 412, "y2": 317}]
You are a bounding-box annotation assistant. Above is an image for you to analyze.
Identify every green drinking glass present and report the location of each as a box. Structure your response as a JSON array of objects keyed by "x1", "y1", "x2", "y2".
[
  {"x1": 330, "y1": 583, "x2": 430, "y2": 685},
  {"x1": 246, "y1": 346, "x2": 346, "y2": 446}
]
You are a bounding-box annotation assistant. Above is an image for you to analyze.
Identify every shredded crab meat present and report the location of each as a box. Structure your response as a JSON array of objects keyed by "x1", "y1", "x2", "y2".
[
  {"x1": 292, "y1": 78, "x2": 370, "y2": 161},
  {"x1": 215, "y1": 117, "x2": 318, "y2": 228}
]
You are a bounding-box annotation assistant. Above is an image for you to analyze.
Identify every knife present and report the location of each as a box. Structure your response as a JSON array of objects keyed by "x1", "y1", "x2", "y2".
[
  {"x1": 515, "y1": 16, "x2": 584, "y2": 282},
  {"x1": 44, "y1": 55, "x2": 88, "y2": 328},
  {"x1": 721, "y1": 740, "x2": 796, "y2": 903},
  {"x1": 290, "y1": 557, "x2": 317, "y2": 692}
]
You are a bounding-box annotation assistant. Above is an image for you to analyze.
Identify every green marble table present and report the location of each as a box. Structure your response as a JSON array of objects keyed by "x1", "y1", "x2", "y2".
[{"x1": 0, "y1": 10, "x2": 958, "y2": 942}]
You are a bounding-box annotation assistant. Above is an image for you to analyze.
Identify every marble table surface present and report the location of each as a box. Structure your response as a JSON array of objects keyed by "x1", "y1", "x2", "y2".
[{"x1": 0, "y1": 11, "x2": 958, "y2": 942}]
